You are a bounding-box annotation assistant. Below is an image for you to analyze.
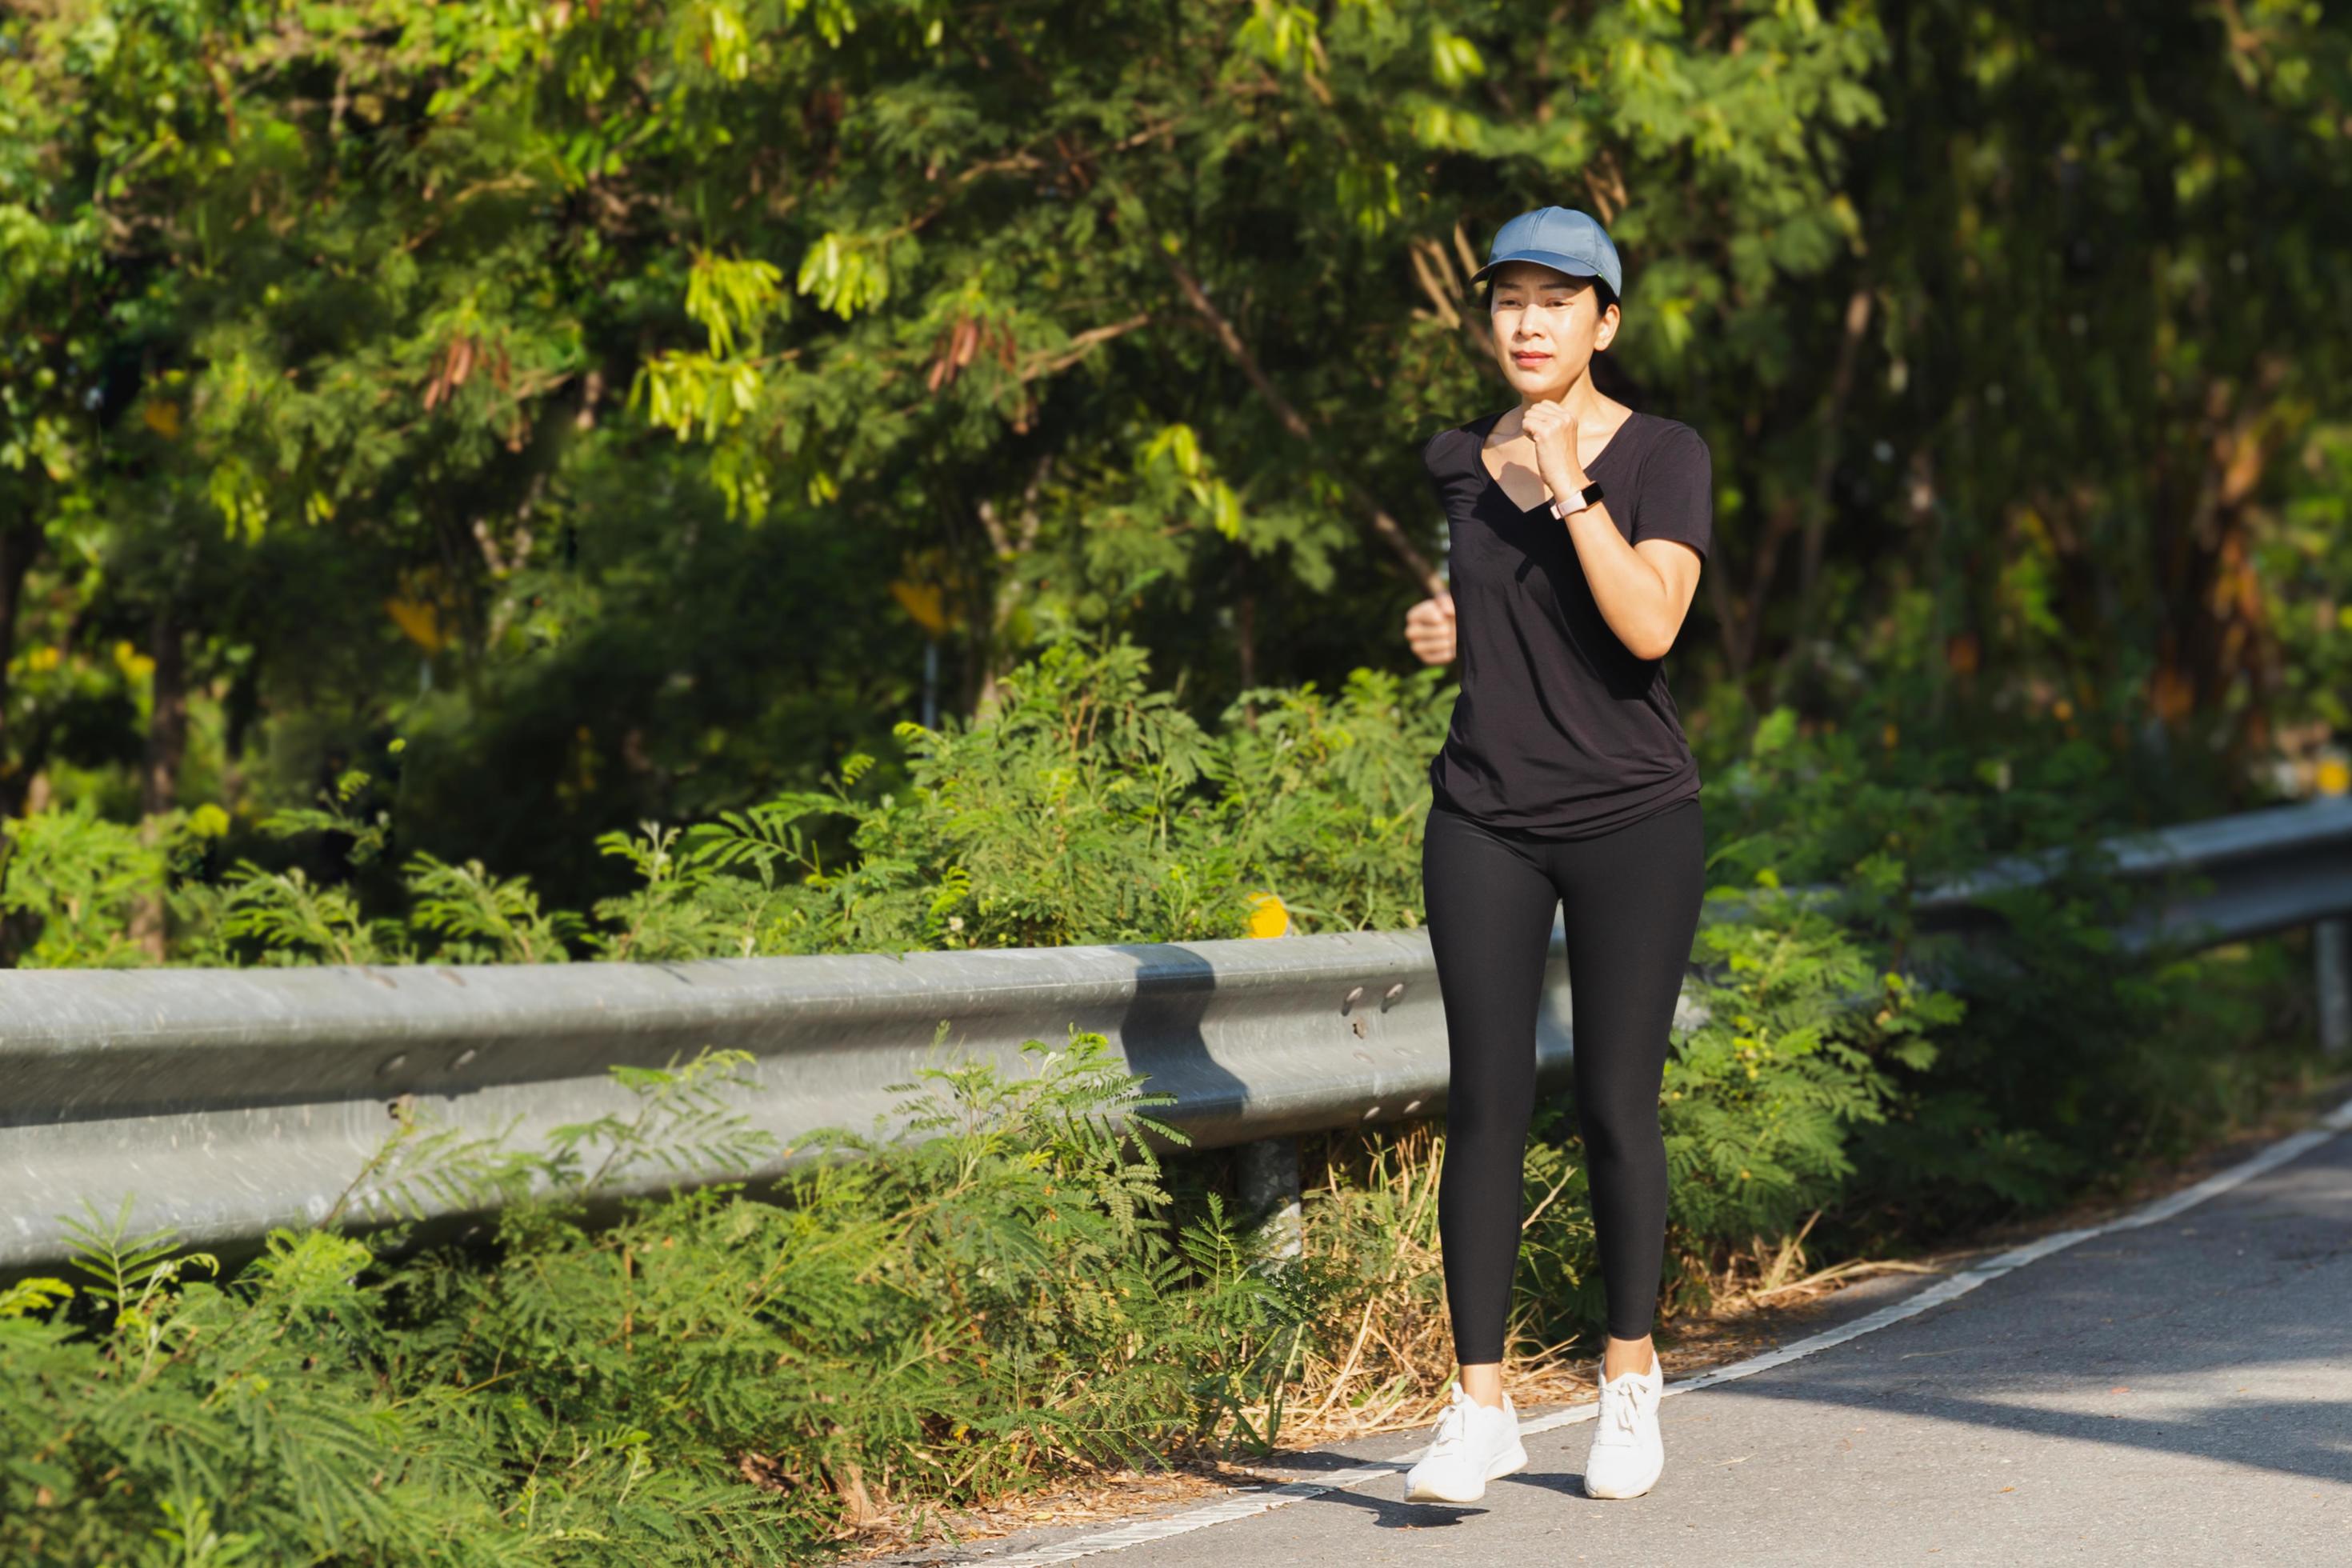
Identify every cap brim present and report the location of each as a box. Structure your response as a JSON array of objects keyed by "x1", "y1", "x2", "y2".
[{"x1": 1470, "y1": 250, "x2": 1609, "y2": 290}]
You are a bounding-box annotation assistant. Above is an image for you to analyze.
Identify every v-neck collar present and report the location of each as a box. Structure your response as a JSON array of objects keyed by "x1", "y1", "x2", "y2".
[{"x1": 1473, "y1": 408, "x2": 1640, "y2": 515}]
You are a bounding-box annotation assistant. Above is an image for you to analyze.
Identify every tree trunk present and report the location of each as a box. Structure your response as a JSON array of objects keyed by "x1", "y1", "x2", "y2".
[
  {"x1": 0, "y1": 514, "x2": 45, "y2": 813},
  {"x1": 970, "y1": 466, "x2": 1049, "y2": 720},
  {"x1": 130, "y1": 600, "x2": 189, "y2": 961},
  {"x1": 1767, "y1": 286, "x2": 1875, "y2": 707},
  {"x1": 1236, "y1": 586, "x2": 1258, "y2": 727}
]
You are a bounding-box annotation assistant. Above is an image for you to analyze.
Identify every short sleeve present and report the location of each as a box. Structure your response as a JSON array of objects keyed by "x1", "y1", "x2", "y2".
[
  {"x1": 1419, "y1": 426, "x2": 1458, "y2": 489},
  {"x1": 1631, "y1": 424, "x2": 1711, "y2": 565},
  {"x1": 1420, "y1": 428, "x2": 1458, "y2": 583}
]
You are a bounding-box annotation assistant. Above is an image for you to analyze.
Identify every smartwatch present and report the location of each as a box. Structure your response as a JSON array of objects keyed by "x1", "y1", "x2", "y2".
[{"x1": 1549, "y1": 480, "x2": 1606, "y2": 519}]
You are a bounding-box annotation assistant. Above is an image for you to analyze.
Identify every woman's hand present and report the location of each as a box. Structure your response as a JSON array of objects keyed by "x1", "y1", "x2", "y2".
[
  {"x1": 1404, "y1": 591, "x2": 1456, "y2": 664},
  {"x1": 1520, "y1": 400, "x2": 1587, "y2": 499}
]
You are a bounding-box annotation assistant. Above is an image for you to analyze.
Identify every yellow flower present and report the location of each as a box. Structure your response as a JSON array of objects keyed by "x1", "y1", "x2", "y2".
[{"x1": 1246, "y1": 890, "x2": 1290, "y2": 939}]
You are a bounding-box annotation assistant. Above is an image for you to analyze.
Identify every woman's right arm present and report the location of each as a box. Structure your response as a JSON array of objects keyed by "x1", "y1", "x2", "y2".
[
  {"x1": 1406, "y1": 429, "x2": 1459, "y2": 663},
  {"x1": 1405, "y1": 592, "x2": 1457, "y2": 664}
]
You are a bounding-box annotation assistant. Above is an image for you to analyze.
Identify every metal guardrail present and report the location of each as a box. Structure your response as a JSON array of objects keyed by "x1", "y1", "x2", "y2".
[
  {"x1": 4, "y1": 797, "x2": 2349, "y2": 1270},
  {"x1": 1909, "y1": 798, "x2": 2352, "y2": 951}
]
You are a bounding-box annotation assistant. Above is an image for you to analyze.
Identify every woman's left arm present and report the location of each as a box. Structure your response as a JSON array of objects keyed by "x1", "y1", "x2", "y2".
[
  {"x1": 1528, "y1": 414, "x2": 1710, "y2": 661},
  {"x1": 1570, "y1": 528, "x2": 1702, "y2": 662}
]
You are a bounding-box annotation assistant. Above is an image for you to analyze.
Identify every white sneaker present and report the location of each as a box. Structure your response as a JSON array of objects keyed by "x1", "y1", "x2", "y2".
[
  {"x1": 1403, "y1": 1384, "x2": 1529, "y2": 1503},
  {"x1": 1582, "y1": 1353, "x2": 1665, "y2": 1499}
]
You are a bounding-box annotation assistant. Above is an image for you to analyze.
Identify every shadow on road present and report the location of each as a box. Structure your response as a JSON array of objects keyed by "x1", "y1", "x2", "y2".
[
  {"x1": 1661, "y1": 1132, "x2": 2352, "y2": 1490},
  {"x1": 1704, "y1": 1376, "x2": 2352, "y2": 1488},
  {"x1": 1286, "y1": 1485, "x2": 1490, "y2": 1530}
]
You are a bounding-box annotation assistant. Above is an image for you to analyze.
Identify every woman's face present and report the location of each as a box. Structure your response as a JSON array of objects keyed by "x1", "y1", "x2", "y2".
[{"x1": 1487, "y1": 261, "x2": 1618, "y2": 398}]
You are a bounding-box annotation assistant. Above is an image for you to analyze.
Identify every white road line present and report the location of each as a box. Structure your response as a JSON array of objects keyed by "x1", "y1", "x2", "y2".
[{"x1": 966, "y1": 1094, "x2": 2352, "y2": 1567}]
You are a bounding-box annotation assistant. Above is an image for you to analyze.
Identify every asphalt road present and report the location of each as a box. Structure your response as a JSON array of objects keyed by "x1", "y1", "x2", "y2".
[{"x1": 891, "y1": 1111, "x2": 2352, "y2": 1566}]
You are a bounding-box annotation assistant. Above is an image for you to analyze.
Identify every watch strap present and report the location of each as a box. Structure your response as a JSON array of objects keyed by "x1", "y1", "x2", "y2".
[{"x1": 1549, "y1": 480, "x2": 1606, "y2": 519}]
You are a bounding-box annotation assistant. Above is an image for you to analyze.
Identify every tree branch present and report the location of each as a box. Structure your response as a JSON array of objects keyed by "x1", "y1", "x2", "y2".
[
  {"x1": 1166, "y1": 257, "x2": 1443, "y2": 594},
  {"x1": 1020, "y1": 313, "x2": 1153, "y2": 382},
  {"x1": 1410, "y1": 234, "x2": 1494, "y2": 367}
]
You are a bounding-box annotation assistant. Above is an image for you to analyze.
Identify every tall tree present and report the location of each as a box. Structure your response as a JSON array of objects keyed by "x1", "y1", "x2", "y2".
[{"x1": 4, "y1": 0, "x2": 2346, "y2": 909}]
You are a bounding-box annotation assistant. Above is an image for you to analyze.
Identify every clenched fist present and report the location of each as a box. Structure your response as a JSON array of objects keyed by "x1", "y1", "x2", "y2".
[
  {"x1": 1405, "y1": 591, "x2": 1457, "y2": 665},
  {"x1": 1518, "y1": 398, "x2": 1584, "y2": 496}
]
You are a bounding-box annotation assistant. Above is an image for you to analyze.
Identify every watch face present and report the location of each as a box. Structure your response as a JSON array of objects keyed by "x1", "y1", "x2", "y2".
[{"x1": 1553, "y1": 482, "x2": 1606, "y2": 518}]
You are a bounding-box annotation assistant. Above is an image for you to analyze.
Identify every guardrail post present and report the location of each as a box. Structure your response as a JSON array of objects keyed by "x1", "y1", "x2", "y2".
[
  {"x1": 2318, "y1": 917, "x2": 2351, "y2": 1058},
  {"x1": 1237, "y1": 1134, "x2": 1302, "y2": 1262}
]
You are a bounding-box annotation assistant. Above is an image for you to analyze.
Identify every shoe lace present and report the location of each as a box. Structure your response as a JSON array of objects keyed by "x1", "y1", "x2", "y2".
[
  {"x1": 1424, "y1": 1390, "x2": 1473, "y2": 1458},
  {"x1": 1593, "y1": 1370, "x2": 1648, "y2": 1446},
  {"x1": 1610, "y1": 1382, "x2": 1643, "y2": 1436}
]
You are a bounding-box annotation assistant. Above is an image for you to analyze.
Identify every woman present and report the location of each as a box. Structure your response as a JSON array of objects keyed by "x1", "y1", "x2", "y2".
[{"x1": 1398, "y1": 206, "x2": 1711, "y2": 1506}]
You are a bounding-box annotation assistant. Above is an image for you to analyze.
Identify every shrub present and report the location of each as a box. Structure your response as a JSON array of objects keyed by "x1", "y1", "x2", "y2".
[{"x1": 0, "y1": 1038, "x2": 1319, "y2": 1564}]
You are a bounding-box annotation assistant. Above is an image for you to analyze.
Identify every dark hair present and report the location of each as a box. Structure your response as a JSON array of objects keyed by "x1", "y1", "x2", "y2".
[{"x1": 1478, "y1": 271, "x2": 1618, "y2": 317}]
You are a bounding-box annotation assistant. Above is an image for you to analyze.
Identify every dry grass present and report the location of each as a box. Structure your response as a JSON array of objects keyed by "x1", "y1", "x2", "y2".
[{"x1": 1239, "y1": 1122, "x2": 1603, "y2": 1446}]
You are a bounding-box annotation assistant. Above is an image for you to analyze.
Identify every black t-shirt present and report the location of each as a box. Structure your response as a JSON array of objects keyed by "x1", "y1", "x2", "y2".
[{"x1": 1422, "y1": 407, "x2": 1713, "y2": 839}]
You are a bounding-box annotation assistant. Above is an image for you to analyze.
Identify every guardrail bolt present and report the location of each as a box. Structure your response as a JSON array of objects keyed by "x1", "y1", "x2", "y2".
[
  {"x1": 2318, "y1": 916, "x2": 2350, "y2": 1058},
  {"x1": 1237, "y1": 1135, "x2": 1302, "y2": 1262}
]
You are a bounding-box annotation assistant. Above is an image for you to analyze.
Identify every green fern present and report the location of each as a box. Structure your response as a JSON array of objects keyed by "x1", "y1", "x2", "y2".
[
  {"x1": 544, "y1": 1047, "x2": 781, "y2": 1198},
  {"x1": 404, "y1": 852, "x2": 587, "y2": 964}
]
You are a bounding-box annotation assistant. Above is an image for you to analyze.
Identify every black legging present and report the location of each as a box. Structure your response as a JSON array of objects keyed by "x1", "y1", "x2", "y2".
[{"x1": 1420, "y1": 794, "x2": 1706, "y2": 1359}]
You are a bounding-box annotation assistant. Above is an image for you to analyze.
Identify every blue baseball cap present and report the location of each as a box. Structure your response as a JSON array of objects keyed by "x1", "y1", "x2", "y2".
[{"x1": 1470, "y1": 206, "x2": 1622, "y2": 300}]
